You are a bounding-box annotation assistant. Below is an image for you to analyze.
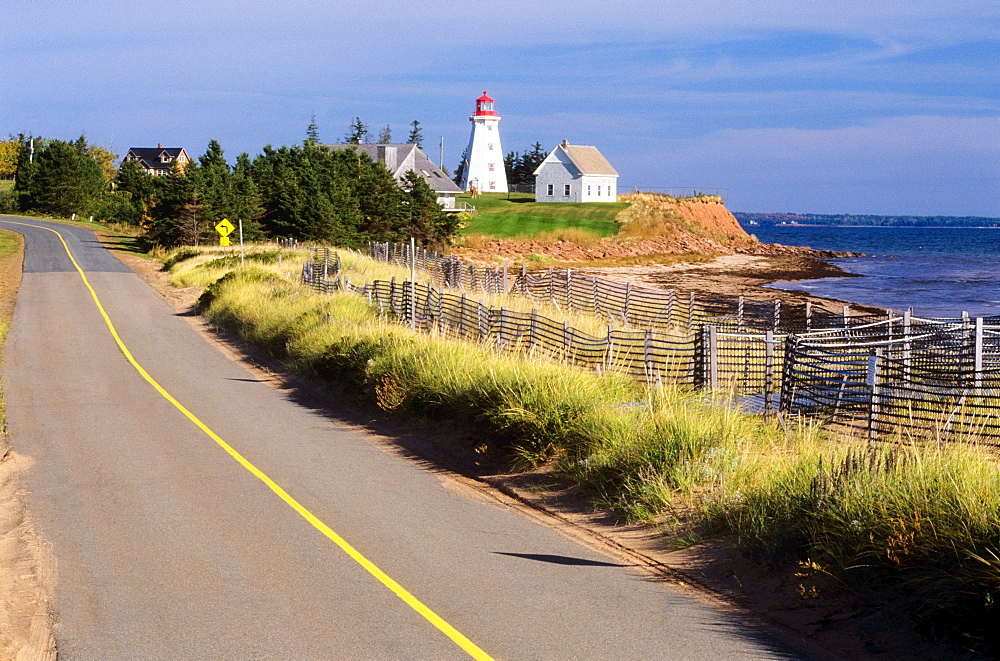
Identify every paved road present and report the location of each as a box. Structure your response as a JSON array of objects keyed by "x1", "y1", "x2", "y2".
[{"x1": 1, "y1": 217, "x2": 804, "y2": 659}]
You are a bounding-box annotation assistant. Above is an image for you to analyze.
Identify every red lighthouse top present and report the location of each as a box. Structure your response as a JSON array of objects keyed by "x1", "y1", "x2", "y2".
[{"x1": 474, "y1": 91, "x2": 497, "y2": 117}]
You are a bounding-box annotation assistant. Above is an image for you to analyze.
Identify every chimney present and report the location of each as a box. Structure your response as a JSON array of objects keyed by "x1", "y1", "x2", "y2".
[
  {"x1": 561, "y1": 139, "x2": 568, "y2": 148},
  {"x1": 158, "y1": 143, "x2": 163, "y2": 148},
  {"x1": 376, "y1": 145, "x2": 397, "y2": 167}
]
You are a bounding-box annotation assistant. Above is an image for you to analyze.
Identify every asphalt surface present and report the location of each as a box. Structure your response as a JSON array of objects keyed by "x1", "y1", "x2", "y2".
[{"x1": 0, "y1": 217, "x2": 806, "y2": 660}]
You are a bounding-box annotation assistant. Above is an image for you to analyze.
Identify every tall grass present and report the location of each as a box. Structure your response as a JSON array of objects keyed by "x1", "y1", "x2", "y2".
[{"x1": 176, "y1": 243, "x2": 1000, "y2": 652}]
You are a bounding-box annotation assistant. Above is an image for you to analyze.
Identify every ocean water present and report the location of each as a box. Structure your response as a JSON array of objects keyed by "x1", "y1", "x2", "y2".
[{"x1": 746, "y1": 225, "x2": 1000, "y2": 319}]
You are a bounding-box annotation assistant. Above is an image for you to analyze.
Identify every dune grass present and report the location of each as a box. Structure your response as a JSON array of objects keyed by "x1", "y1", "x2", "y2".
[
  {"x1": 170, "y1": 243, "x2": 1000, "y2": 653},
  {"x1": 459, "y1": 193, "x2": 625, "y2": 239}
]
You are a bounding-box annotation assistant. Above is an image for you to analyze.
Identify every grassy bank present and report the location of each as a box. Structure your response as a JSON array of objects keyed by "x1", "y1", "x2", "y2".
[
  {"x1": 459, "y1": 192, "x2": 626, "y2": 239},
  {"x1": 173, "y1": 244, "x2": 1000, "y2": 654},
  {"x1": 0, "y1": 229, "x2": 21, "y2": 428}
]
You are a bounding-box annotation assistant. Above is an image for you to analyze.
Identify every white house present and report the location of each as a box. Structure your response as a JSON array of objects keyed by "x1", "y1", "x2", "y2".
[{"x1": 533, "y1": 140, "x2": 618, "y2": 203}]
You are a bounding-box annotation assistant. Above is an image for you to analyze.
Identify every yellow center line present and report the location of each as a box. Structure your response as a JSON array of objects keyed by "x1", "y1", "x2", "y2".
[{"x1": 2, "y1": 219, "x2": 494, "y2": 661}]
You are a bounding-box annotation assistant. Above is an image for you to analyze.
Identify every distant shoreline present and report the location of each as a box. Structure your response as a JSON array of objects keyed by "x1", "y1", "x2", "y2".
[{"x1": 735, "y1": 210, "x2": 1000, "y2": 229}]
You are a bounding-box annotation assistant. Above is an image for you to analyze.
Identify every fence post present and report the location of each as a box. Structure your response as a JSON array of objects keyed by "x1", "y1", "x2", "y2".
[
  {"x1": 644, "y1": 328, "x2": 654, "y2": 382},
  {"x1": 605, "y1": 325, "x2": 614, "y2": 370},
  {"x1": 520, "y1": 263, "x2": 528, "y2": 297},
  {"x1": 975, "y1": 316, "x2": 984, "y2": 391},
  {"x1": 764, "y1": 330, "x2": 775, "y2": 416},
  {"x1": 548, "y1": 266, "x2": 555, "y2": 305},
  {"x1": 868, "y1": 348, "x2": 882, "y2": 444},
  {"x1": 498, "y1": 307, "x2": 505, "y2": 347},
  {"x1": 478, "y1": 300, "x2": 486, "y2": 341},
  {"x1": 737, "y1": 296, "x2": 744, "y2": 332},
  {"x1": 805, "y1": 301, "x2": 812, "y2": 330},
  {"x1": 707, "y1": 325, "x2": 718, "y2": 391},
  {"x1": 409, "y1": 238, "x2": 416, "y2": 331},
  {"x1": 687, "y1": 292, "x2": 695, "y2": 332},
  {"x1": 563, "y1": 320, "x2": 571, "y2": 363},
  {"x1": 903, "y1": 307, "x2": 912, "y2": 381},
  {"x1": 843, "y1": 305, "x2": 850, "y2": 328},
  {"x1": 772, "y1": 299, "x2": 781, "y2": 332},
  {"x1": 459, "y1": 293, "x2": 466, "y2": 337},
  {"x1": 625, "y1": 282, "x2": 632, "y2": 326},
  {"x1": 566, "y1": 269, "x2": 573, "y2": 312},
  {"x1": 503, "y1": 263, "x2": 509, "y2": 295},
  {"x1": 592, "y1": 279, "x2": 599, "y2": 316}
]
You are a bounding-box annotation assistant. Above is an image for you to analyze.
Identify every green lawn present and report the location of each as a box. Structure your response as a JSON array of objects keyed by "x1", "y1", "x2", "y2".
[
  {"x1": 0, "y1": 229, "x2": 18, "y2": 259},
  {"x1": 459, "y1": 192, "x2": 627, "y2": 238}
]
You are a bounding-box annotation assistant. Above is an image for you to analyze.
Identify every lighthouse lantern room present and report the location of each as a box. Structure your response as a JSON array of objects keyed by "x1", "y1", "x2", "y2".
[{"x1": 460, "y1": 91, "x2": 508, "y2": 194}]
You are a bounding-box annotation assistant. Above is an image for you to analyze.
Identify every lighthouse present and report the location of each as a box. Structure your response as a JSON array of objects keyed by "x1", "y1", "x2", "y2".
[{"x1": 460, "y1": 91, "x2": 508, "y2": 194}]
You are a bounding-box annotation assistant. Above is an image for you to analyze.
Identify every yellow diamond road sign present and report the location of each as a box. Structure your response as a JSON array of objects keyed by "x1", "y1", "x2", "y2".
[{"x1": 215, "y1": 218, "x2": 235, "y2": 237}]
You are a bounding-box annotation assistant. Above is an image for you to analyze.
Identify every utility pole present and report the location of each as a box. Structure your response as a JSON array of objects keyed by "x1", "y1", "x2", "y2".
[{"x1": 439, "y1": 136, "x2": 444, "y2": 169}]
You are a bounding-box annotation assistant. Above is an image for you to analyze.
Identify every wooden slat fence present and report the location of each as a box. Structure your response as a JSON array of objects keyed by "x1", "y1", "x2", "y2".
[{"x1": 300, "y1": 245, "x2": 1000, "y2": 443}]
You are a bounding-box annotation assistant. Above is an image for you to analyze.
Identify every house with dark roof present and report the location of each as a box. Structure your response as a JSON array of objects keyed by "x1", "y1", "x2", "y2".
[
  {"x1": 533, "y1": 140, "x2": 619, "y2": 203},
  {"x1": 326, "y1": 143, "x2": 463, "y2": 209},
  {"x1": 122, "y1": 144, "x2": 191, "y2": 176}
]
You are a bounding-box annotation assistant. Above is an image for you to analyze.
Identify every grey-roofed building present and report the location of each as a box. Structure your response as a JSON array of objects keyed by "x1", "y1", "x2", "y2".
[
  {"x1": 122, "y1": 144, "x2": 191, "y2": 176},
  {"x1": 326, "y1": 143, "x2": 463, "y2": 210},
  {"x1": 533, "y1": 140, "x2": 619, "y2": 203}
]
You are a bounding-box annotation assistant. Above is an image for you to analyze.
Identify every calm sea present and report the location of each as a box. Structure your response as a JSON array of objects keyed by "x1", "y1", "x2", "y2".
[{"x1": 746, "y1": 225, "x2": 1000, "y2": 319}]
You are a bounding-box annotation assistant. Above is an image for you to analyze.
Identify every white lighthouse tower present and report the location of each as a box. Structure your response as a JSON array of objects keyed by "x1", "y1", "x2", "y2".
[{"x1": 460, "y1": 91, "x2": 508, "y2": 194}]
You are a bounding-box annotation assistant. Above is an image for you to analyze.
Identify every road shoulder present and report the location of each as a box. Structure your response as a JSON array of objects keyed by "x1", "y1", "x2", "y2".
[{"x1": 0, "y1": 226, "x2": 57, "y2": 659}]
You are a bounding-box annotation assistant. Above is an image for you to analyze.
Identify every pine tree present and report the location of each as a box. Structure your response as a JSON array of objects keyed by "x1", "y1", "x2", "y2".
[
  {"x1": 400, "y1": 170, "x2": 457, "y2": 249},
  {"x1": 306, "y1": 115, "x2": 320, "y2": 146},
  {"x1": 345, "y1": 117, "x2": 368, "y2": 144},
  {"x1": 407, "y1": 120, "x2": 423, "y2": 148},
  {"x1": 453, "y1": 147, "x2": 468, "y2": 186},
  {"x1": 377, "y1": 125, "x2": 392, "y2": 144},
  {"x1": 25, "y1": 137, "x2": 106, "y2": 217}
]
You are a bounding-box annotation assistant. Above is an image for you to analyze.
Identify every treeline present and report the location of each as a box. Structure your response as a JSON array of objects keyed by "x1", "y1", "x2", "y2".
[
  {"x1": 735, "y1": 211, "x2": 1000, "y2": 228},
  {"x1": 503, "y1": 142, "x2": 548, "y2": 186},
  {"x1": 1, "y1": 134, "x2": 457, "y2": 249},
  {"x1": 451, "y1": 141, "x2": 549, "y2": 187}
]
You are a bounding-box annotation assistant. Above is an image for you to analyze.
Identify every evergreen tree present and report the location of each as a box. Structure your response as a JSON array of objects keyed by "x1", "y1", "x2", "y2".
[
  {"x1": 148, "y1": 163, "x2": 203, "y2": 246},
  {"x1": 25, "y1": 137, "x2": 106, "y2": 217},
  {"x1": 504, "y1": 151, "x2": 521, "y2": 183},
  {"x1": 230, "y1": 153, "x2": 266, "y2": 241},
  {"x1": 504, "y1": 142, "x2": 548, "y2": 185},
  {"x1": 305, "y1": 114, "x2": 320, "y2": 146},
  {"x1": 407, "y1": 120, "x2": 423, "y2": 148},
  {"x1": 400, "y1": 170, "x2": 457, "y2": 249},
  {"x1": 111, "y1": 159, "x2": 156, "y2": 225},
  {"x1": 377, "y1": 125, "x2": 392, "y2": 144},
  {"x1": 344, "y1": 117, "x2": 368, "y2": 144},
  {"x1": 453, "y1": 147, "x2": 468, "y2": 186}
]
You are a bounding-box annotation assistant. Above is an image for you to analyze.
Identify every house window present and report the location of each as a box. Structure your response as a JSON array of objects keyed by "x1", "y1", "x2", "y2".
[
  {"x1": 597, "y1": 186, "x2": 602, "y2": 196},
  {"x1": 488, "y1": 142, "x2": 494, "y2": 150},
  {"x1": 487, "y1": 124, "x2": 493, "y2": 131},
  {"x1": 488, "y1": 163, "x2": 494, "y2": 171},
  {"x1": 547, "y1": 184, "x2": 554, "y2": 196},
  {"x1": 489, "y1": 181, "x2": 496, "y2": 190},
  {"x1": 564, "y1": 184, "x2": 571, "y2": 196},
  {"x1": 587, "y1": 185, "x2": 591, "y2": 196}
]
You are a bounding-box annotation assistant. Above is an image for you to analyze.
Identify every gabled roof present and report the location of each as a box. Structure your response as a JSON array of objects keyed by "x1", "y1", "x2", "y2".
[
  {"x1": 534, "y1": 142, "x2": 619, "y2": 177},
  {"x1": 124, "y1": 147, "x2": 188, "y2": 170},
  {"x1": 326, "y1": 143, "x2": 462, "y2": 194}
]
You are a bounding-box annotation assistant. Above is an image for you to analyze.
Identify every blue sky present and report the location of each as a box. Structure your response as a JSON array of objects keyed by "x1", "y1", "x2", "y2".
[{"x1": 3, "y1": 0, "x2": 998, "y2": 216}]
